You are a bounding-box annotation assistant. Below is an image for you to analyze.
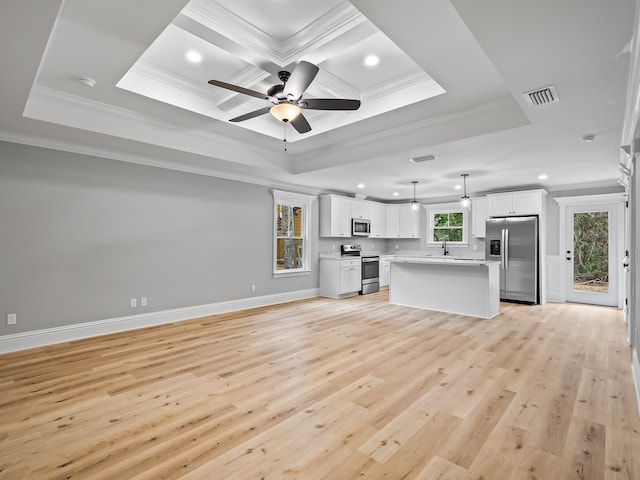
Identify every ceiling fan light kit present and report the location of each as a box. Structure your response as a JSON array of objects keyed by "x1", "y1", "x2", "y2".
[
  {"x1": 207, "y1": 61, "x2": 360, "y2": 134},
  {"x1": 270, "y1": 103, "x2": 301, "y2": 122}
]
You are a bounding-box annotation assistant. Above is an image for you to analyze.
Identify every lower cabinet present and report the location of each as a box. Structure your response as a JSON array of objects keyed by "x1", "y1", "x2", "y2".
[
  {"x1": 319, "y1": 258, "x2": 362, "y2": 298},
  {"x1": 380, "y1": 257, "x2": 391, "y2": 287}
]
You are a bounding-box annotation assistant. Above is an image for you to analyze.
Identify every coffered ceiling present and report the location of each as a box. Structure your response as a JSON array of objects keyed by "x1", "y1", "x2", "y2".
[{"x1": 0, "y1": 0, "x2": 635, "y2": 202}]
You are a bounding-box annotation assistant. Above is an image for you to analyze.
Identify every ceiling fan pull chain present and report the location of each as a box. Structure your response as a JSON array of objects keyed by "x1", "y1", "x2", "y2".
[{"x1": 283, "y1": 124, "x2": 287, "y2": 152}]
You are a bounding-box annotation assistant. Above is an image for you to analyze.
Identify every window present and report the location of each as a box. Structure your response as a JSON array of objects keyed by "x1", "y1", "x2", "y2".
[
  {"x1": 426, "y1": 203, "x2": 468, "y2": 245},
  {"x1": 272, "y1": 190, "x2": 314, "y2": 276}
]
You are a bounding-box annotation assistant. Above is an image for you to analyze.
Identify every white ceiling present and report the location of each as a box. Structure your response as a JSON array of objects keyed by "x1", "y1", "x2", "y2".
[{"x1": 0, "y1": 0, "x2": 635, "y2": 203}]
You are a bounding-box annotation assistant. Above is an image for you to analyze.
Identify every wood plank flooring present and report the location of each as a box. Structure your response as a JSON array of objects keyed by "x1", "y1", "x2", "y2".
[{"x1": 1, "y1": 291, "x2": 639, "y2": 479}]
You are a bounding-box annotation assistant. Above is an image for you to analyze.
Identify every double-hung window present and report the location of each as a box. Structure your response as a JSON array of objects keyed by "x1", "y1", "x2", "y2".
[
  {"x1": 272, "y1": 190, "x2": 313, "y2": 276},
  {"x1": 426, "y1": 203, "x2": 469, "y2": 245}
]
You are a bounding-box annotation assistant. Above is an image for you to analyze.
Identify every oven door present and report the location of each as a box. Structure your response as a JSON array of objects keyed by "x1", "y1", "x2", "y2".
[{"x1": 361, "y1": 256, "x2": 380, "y2": 294}]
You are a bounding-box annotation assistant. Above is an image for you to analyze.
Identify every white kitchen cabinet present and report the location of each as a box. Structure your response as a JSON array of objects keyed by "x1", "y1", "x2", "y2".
[
  {"x1": 487, "y1": 190, "x2": 546, "y2": 216},
  {"x1": 319, "y1": 257, "x2": 362, "y2": 298},
  {"x1": 379, "y1": 256, "x2": 391, "y2": 286},
  {"x1": 385, "y1": 205, "x2": 400, "y2": 238},
  {"x1": 320, "y1": 195, "x2": 352, "y2": 237},
  {"x1": 351, "y1": 200, "x2": 370, "y2": 219},
  {"x1": 385, "y1": 204, "x2": 420, "y2": 238},
  {"x1": 369, "y1": 202, "x2": 386, "y2": 238},
  {"x1": 399, "y1": 204, "x2": 420, "y2": 238},
  {"x1": 471, "y1": 197, "x2": 489, "y2": 238}
]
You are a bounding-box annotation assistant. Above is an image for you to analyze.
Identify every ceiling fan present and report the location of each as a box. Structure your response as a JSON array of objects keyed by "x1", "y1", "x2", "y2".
[{"x1": 207, "y1": 61, "x2": 361, "y2": 134}]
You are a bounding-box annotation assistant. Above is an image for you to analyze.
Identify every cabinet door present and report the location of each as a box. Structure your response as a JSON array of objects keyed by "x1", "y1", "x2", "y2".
[
  {"x1": 512, "y1": 192, "x2": 540, "y2": 215},
  {"x1": 488, "y1": 194, "x2": 513, "y2": 216},
  {"x1": 340, "y1": 265, "x2": 361, "y2": 293},
  {"x1": 399, "y1": 204, "x2": 420, "y2": 238},
  {"x1": 332, "y1": 196, "x2": 352, "y2": 237},
  {"x1": 351, "y1": 200, "x2": 370, "y2": 219},
  {"x1": 380, "y1": 259, "x2": 390, "y2": 286},
  {"x1": 471, "y1": 197, "x2": 489, "y2": 238},
  {"x1": 369, "y1": 203, "x2": 386, "y2": 238},
  {"x1": 385, "y1": 205, "x2": 400, "y2": 238}
]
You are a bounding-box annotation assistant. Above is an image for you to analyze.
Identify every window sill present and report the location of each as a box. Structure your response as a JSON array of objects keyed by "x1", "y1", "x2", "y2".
[{"x1": 273, "y1": 269, "x2": 312, "y2": 278}]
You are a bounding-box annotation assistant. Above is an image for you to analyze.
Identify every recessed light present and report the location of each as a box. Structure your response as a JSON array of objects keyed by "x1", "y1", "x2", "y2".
[
  {"x1": 357, "y1": 183, "x2": 365, "y2": 189},
  {"x1": 580, "y1": 134, "x2": 595, "y2": 143},
  {"x1": 364, "y1": 55, "x2": 379, "y2": 67},
  {"x1": 454, "y1": 185, "x2": 462, "y2": 190},
  {"x1": 392, "y1": 192, "x2": 399, "y2": 196},
  {"x1": 538, "y1": 174, "x2": 548, "y2": 180},
  {"x1": 186, "y1": 51, "x2": 202, "y2": 63}
]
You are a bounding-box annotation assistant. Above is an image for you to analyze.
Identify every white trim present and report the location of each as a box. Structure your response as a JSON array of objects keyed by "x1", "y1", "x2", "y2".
[
  {"x1": 272, "y1": 190, "x2": 316, "y2": 275},
  {"x1": 424, "y1": 202, "x2": 469, "y2": 246},
  {"x1": 555, "y1": 193, "x2": 626, "y2": 307},
  {"x1": 633, "y1": 349, "x2": 640, "y2": 416},
  {"x1": 545, "y1": 255, "x2": 563, "y2": 302},
  {"x1": 0, "y1": 288, "x2": 319, "y2": 354}
]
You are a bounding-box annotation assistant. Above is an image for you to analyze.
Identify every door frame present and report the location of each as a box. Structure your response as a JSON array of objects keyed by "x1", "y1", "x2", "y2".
[{"x1": 556, "y1": 193, "x2": 626, "y2": 308}]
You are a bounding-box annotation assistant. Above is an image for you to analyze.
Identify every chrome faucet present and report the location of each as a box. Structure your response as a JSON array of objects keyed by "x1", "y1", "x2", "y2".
[{"x1": 442, "y1": 236, "x2": 449, "y2": 256}]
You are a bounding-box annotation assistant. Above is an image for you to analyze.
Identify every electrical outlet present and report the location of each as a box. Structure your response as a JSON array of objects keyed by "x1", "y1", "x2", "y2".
[
  {"x1": 130, "y1": 298, "x2": 137, "y2": 308},
  {"x1": 140, "y1": 297, "x2": 147, "y2": 307},
  {"x1": 395, "y1": 244, "x2": 399, "y2": 249},
  {"x1": 251, "y1": 284, "x2": 256, "y2": 292},
  {"x1": 7, "y1": 313, "x2": 16, "y2": 325}
]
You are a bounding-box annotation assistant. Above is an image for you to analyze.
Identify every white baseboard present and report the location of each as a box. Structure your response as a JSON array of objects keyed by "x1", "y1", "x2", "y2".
[
  {"x1": 633, "y1": 349, "x2": 640, "y2": 417},
  {"x1": 0, "y1": 288, "x2": 319, "y2": 354}
]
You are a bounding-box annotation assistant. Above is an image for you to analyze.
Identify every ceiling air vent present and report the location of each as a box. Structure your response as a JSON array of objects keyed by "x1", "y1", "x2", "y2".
[
  {"x1": 523, "y1": 85, "x2": 559, "y2": 107},
  {"x1": 409, "y1": 154, "x2": 438, "y2": 163}
]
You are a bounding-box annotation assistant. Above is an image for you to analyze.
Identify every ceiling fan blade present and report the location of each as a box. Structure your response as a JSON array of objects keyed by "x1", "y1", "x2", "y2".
[
  {"x1": 208, "y1": 79, "x2": 268, "y2": 100},
  {"x1": 301, "y1": 98, "x2": 361, "y2": 111},
  {"x1": 229, "y1": 106, "x2": 272, "y2": 122},
  {"x1": 284, "y1": 61, "x2": 319, "y2": 102},
  {"x1": 290, "y1": 113, "x2": 311, "y2": 134}
]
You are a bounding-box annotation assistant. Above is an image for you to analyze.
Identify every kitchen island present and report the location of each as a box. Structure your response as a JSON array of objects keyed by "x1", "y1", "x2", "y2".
[{"x1": 389, "y1": 257, "x2": 500, "y2": 319}]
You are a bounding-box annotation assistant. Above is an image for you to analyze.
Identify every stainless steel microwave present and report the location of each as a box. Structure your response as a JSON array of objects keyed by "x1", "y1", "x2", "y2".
[{"x1": 352, "y1": 218, "x2": 371, "y2": 236}]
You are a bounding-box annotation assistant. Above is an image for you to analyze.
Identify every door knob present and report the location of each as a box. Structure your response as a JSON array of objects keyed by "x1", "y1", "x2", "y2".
[{"x1": 566, "y1": 256, "x2": 571, "y2": 261}]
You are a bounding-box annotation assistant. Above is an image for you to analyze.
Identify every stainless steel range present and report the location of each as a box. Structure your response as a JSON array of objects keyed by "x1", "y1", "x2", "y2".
[
  {"x1": 341, "y1": 244, "x2": 379, "y2": 295},
  {"x1": 361, "y1": 255, "x2": 380, "y2": 294}
]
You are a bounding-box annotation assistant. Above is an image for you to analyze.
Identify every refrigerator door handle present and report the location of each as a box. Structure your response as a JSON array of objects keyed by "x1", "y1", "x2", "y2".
[
  {"x1": 504, "y1": 228, "x2": 509, "y2": 270},
  {"x1": 501, "y1": 228, "x2": 506, "y2": 270}
]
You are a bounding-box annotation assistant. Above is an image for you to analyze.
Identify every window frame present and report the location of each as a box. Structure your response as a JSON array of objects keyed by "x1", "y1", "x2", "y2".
[
  {"x1": 425, "y1": 202, "x2": 469, "y2": 246},
  {"x1": 272, "y1": 190, "x2": 314, "y2": 277}
]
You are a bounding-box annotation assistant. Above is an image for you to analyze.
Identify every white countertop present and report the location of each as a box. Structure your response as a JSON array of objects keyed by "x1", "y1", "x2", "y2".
[{"x1": 389, "y1": 256, "x2": 499, "y2": 266}]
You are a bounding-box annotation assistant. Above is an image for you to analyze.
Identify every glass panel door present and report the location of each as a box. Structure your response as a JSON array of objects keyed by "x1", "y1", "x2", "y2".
[{"x1": 566, "y1": 206, "x2": 617, "y2": 306}]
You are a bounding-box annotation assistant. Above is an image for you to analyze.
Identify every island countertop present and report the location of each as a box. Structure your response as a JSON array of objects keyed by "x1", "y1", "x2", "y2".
[{"x1": 388, "y1": 256, "x2": 500, "y2": 266}]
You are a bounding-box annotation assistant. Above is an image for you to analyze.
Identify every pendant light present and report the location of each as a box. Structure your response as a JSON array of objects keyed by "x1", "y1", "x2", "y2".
[
  {"x1": 411, "y1": 180, "x2": 419, "y2": 211},
  {"x1": 460, "y1": 173, "x2": 471, "y2": 210}
]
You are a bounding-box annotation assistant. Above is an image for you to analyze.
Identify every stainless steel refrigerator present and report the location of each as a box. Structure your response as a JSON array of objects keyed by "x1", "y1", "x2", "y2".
[{"x1": 485, "y1": 216, "x2": 539, "y2": 304}]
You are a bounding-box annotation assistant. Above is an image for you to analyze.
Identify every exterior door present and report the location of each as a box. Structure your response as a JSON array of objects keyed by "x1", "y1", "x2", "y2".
[{"x1": 565, "y1": 205, "x2": 618, "y2": 306}]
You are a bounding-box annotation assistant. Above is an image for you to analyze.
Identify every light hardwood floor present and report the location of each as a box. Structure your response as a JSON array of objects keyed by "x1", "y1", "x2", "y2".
[{"x1": 1, "y1": 291, "x2": 639, "y2": 479}]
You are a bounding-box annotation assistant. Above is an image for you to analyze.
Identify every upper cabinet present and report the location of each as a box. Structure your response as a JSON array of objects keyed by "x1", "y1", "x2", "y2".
[
  {"x1": 351, "y1": 200, "x2": 370, "y2": 219},
  {"x1": 471, "y1": 197, "x2": 489, "y2": 238},
  {"x1": 487, "y1": 190, "x2": 547, "y2": 217},
  {"x1": 398, "y1": 205, "x2": 420, "y2": 238},
  {"x1": 386, "y1": 204, "x2": 420, "y2": 238},
  {"x1": 320, "y1": 195, "x2": 351, "y2": 237},
  {"x1": 321, "y1": 195, "x2": 420, "y2": 239},
  {"x1": 369, "y1": 202, "x2": 386, "y2": 238}
]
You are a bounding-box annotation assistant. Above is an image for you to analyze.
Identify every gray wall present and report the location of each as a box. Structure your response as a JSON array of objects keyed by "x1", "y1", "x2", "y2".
[{"x1": 0, "y1": 141, "x2": 319, "y2": 335}]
